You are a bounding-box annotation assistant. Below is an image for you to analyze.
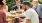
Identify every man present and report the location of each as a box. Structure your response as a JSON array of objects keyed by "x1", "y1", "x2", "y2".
[
  {"x1": 0, "y1": 0, "x2": 8, "y2": 23},
  {"x1": 12, "y1": 0, "x2": 22, "y2": 10},
  {"x1": 22, "y1": 1, "x2": 39, "y2": 23}
]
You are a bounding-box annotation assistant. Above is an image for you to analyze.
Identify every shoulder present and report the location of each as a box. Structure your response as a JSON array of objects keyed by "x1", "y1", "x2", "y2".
[
  {"x1": 0, "y1": 10, "x2": 4, "y2": 13},
  {"x1": 38, "y1": 4, "x2": 42, "y2": 9},
  {"x1": 38, "y1": 4, "x2": 42, "y2": 6},
  {"x1": 25, "y1": 8, "x2": 35, "y2": 14},
  {"x1": 26, "y1": 8, "x2": 37, "y2": 14},
  {"x1": 28, "y1": 8, "x2": 38, "y2": 15},
  {"x1": 12, "y1": 5, "x2": 17, "y2": 8},
  {"x1": 0, "y1": 10, "x2": 5, "y2": 14},
  {"x1": 26, "y1": 8, "x2": 35, "y2": 12}
]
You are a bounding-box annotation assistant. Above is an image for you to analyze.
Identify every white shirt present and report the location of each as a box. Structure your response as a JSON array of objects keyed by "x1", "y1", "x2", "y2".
[
  {"x1": 25, "y1": 8, "x2": 39, "y2": 23},
  {"x1": 4, "y1": 5, "x2": 8, "y2": 12}
]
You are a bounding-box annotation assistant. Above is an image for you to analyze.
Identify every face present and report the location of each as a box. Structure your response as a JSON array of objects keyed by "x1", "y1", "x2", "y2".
[
  {"x1": 16, "y1": 1, "x2": 20, "y2": 6},
  {"x1": 32, "y1": 1, "x2": 38, "y2": 6},
  {"x1": 2, "y1": 0, "x2": 6, "y2": 4},
  {"x1": 22, "y1": 4, "x2": 29, "y2": 11}
]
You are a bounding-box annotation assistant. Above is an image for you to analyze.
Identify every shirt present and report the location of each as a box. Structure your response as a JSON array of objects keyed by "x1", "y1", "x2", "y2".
[
  {"x1": 32, "y1": 4, "x2": 41, "y2": 13},
  {"x1": 12, "y1": 5, "x2": 22, "y2": 10},
  {"x1": 25, "y1": 8, "x2": 39, "y2": 23},
  {"x1": 4, "y1": 5, "x2": 8, "y2": 12},
  {"x1": 37, "y1": 4, "x2": 42, "y2": 18},
  {"x1": 0, "y1": 10, "x2": 8, "y2": 23}
]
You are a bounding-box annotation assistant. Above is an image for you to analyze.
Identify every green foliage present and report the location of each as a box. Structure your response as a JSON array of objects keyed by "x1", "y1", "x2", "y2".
[
  {"x1": 7, "y1": 0, "x2": 15, "y2": 11},
  {"x1": 28, "y1": 0, "x2": 33, "y2": 2},
  {"x1": 20, "y1": 0, "x2": 23, "y2": 3},
  {"x1": 38, "y1": 0, "x2": 42, "y2": 4}
]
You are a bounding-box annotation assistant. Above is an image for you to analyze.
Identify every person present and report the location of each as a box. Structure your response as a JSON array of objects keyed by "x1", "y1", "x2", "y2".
[
  {"x1": 2, "y1": 0, "x2": 8, "y2": 12},
  {"x1": 32, "y1": 0, "x2": 38, "y2": 12},
  {"x1": 32, "y1": 0, "x2": 42, "y2": 23},
  {"x1": 22, "y1": 1, "x2": 39, "y2": 23},
  {"x1": 0, "y1": 0, "x2": 8, "y2": 23},
  {"x1": 37, "y1": 4, "x2": 42, "y2": 23},
  {"x1": 12, "y1": 0, "x2": 22, "y2": 10},
  {"x1": 32, "y1": 0, "x2": 41, "y2": 13}
]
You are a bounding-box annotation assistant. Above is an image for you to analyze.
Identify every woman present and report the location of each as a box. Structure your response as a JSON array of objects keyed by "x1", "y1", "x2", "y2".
[{"x1": 0, "y1": 0, "x2": 8, "y2": 23}]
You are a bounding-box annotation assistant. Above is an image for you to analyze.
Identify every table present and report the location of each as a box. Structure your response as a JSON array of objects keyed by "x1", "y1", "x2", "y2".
[{"x1": 5, "y1": 12, "x2": 26, "y2": 23}]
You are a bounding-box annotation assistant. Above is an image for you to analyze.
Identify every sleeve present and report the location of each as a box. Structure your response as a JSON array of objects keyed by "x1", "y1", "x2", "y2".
[
  {"x1": 37, "y1": 5, "x2": 42, "y2": 16},
  {"x1": 25, "y1": 11, "x2": 31, "y2": 19},
  {"x1": 6, "y1": 5, "x2": 8, "y2": 12},
  {"x1": 3, "y1": 12, "x2": 8, "y2": 23}
]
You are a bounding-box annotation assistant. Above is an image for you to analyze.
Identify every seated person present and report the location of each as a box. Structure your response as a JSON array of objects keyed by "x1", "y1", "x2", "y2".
[{"x1": 12, "y1": 0, "x2": 22, "y2": 10}]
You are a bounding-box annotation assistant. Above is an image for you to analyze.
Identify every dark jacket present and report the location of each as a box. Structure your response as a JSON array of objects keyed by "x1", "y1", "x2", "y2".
[{"x1": 12, "y1": 5, "x2": 22, "y2": 10}]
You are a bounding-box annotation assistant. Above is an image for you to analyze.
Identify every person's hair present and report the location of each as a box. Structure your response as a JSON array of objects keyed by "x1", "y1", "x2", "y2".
[
  {"x1": 15, "y1": 0, "x2": 20, "y2": 5},
  {"x1": 0, "y1": 0, "x2": 4, "y2": 6},
  {"x1": 15, "y1": 0, "x2": 20, "y2": 1},
  {"x1": 22, "y1": 1, "x2": 31, "y2": 7},
  {"x1": 15, "y1": 0, "x2": 20, "y2": 2},
  {"x1": 15, "y1": 0, "x2": 19, "y2": 1}
]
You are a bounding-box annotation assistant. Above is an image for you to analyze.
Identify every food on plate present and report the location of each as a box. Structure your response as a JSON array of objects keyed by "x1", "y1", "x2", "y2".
[
  {"x1": 16, "y1": 9, "x2": 24, "y2": 14},
  {"x1": 7, "y1": 16, "x2": 12, "y2": 19},
  {"x1": 10, "y1": 11, "x2": 16, "y2": 15}
]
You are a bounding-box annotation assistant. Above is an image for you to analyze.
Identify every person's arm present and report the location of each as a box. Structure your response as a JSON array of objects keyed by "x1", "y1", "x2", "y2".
[
  {"x1": 6, "y1": 5, "x2": 8, "y2": 12},
  {"x1": 25, "y1": 11, "x2": 31, "y2": 23},
  {"x1": 26, "y1": 19, "x2": 31, "y2": 23},
  {"x1": 37, "y1": 5, "x2": 42, "y2": 16},
  {"x1": 3, "y1": 12, "x2": 8, "y2": 23}
]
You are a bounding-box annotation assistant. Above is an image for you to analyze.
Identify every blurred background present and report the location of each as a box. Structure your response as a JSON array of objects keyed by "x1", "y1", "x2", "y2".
[{"x1": 6, "y1": 0, "x2": 42, "y2": 11}]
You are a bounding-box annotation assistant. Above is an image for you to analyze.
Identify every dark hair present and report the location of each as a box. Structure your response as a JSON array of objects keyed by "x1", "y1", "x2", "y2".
[
  {"x1": 16, "y1": 0, "x2": 18, "y2": 1},
  {"x1": 22, "y1": 1, "x2": 31, "y2": 7},
  {"x1": 0, "y1": 0, "x2": 4, "y2": 6}
]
